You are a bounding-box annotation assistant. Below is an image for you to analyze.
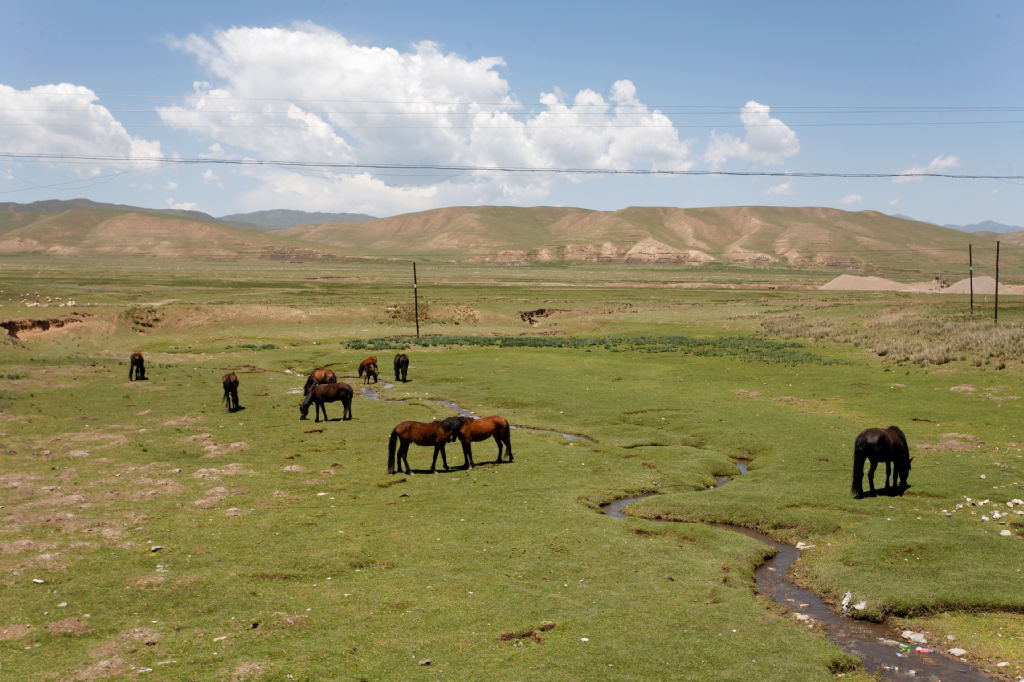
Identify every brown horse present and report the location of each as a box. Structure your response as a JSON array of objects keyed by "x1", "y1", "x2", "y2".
[
  {"x1": 393, "y1": 353, "x2": 409, "y2": 382},
  {"x1": 358, "y1": 357, "x2": 379, "y2": 384},
  {"x1": 222, "y1": 372, "x2": 240, "y2": 412},
  {"x1": 457, "y1": 415, "x2": 513, "y2": 468},
  {"x1": 128, "y1": 352, "x2": 146, "y2": 381},
  {"x1": 303, "y1": 367, "x2": 337, "y2": 395},
  {"x1": 852, "y1": 425, "x2": 912, "y2": 498},
  {"x1": 299, "y1": 382, "x2": 353, "y2": 422},
  {"x1": 387, "y1": 416, "x2": 465, "y2": 474}
]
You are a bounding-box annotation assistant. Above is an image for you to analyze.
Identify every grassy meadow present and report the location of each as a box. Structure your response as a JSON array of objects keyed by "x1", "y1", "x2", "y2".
[{"x1": 1, "y1": 257, "x2": 1022, "y2": 680}]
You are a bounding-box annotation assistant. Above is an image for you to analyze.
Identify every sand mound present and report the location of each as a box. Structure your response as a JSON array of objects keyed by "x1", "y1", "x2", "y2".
[
  {"x1": 942, "y1": 276, "x2": 1024, "y2": 295},
  {"x1": 820, "y1": 275, "x2": 914, "y2": 292}
]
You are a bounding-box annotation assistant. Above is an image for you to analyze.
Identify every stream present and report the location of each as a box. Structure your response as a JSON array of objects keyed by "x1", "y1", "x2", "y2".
[
  {"x1": 602, "y1": 472, "x2": 993, "y2": 681},
  {"x1": 360, "y1": 383, "x2": 991, "y2": 679}
]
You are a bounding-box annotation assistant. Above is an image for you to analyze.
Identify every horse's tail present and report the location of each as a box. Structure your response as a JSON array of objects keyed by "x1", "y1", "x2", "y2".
[
  {"x1": 499, "y1": 419, "x2": 512, "y2": 458},
  {"x1": 387, "y1": 429, "x2": 399, "y2": 474},
  {"x1": 852, "y1": 435, "x2": 866, "y2": 498}
]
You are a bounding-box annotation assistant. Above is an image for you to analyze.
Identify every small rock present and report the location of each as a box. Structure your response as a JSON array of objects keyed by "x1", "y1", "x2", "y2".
[
  {"x1": 150, "y1": 546, "x2": 164, "y2": 552},
  {"x1": 901, "y1": 630, "x2": 927, "y2": 644},
  {"x1": 1000, "y1": 530, "x2": 1012, "y2": 536},
  {"x1": 418, "y1": 659, "x2": 431, "y2": 666},
  {"x1": 853, "y1": 601, "x2": 867, "y2": 610},
  {"x1": 32, "y1": 579, "x2": 44, "y2": 584}
]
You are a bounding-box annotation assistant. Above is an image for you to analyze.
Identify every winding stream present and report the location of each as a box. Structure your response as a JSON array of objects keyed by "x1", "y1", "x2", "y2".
[
  {"x1": 602, "y1": 475, "x2": 993, "y2": 681},
  {"x1": 359, "y1": 384, "x2": 991, "y2": 679}
]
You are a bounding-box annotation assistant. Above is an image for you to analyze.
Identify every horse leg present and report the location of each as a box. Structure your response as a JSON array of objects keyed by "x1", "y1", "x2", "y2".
[
  {"x1": 316, "y1": 402, "x2": 326, "y2": 423},
  {"x1": 398, "y1": 442, "x2": 411, "y2": 475},
  {"x1": 884, "y1": 461, "x2": 892, "y2": 490},
  {"x1": 867, "y1": 459, "x2": 878, "y2": 496},
  {"x1": 439, "y1": 444, "x2": 449, "y2": 471},
  {"x1": 461, "y1": 439, "x2": 474, "y2": 469},
  {"x1": 343, "y1": 398, "x2": 352, "y2": 420}
]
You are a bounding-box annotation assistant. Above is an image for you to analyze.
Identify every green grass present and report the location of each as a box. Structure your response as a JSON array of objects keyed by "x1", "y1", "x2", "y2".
[{"x1": 0, "y1": 256, "x2": 1021, "y2": 680}]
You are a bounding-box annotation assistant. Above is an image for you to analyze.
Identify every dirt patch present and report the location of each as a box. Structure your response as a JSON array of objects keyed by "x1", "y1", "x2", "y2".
[
  {"x1": 0, "y1": 624, "x2": 33, "y2": 640},
  {"x1": 125, "y1": 307, "x2": 163, "y2": 333},
  {"x1": 231, "y1": 662, "x2": 270, "y2": 681},
  {"x1": 47, "y1": 617, "x2": 94, "y2": 636},
  {"x1": 73, "y1": 656, "x2": 130, "y2": 680},
  {"x1": 735, "y1": 390, "x2": 762, "y2": 398},
  {"x1": 519, "y1": 308, "x2": 566, "y2": 326},
  {"x1": 916, "y1": 433, "x2": 982, "y2": 452},
  {"x1": 498, "y1": 620, "x2": 557, "y2": 644},
  {"x1": 1, "y1": 313, "x2": 90, "y2": 339},
  {"x1": 121, "y1": 626, "x2": 161, "y2": 645}
]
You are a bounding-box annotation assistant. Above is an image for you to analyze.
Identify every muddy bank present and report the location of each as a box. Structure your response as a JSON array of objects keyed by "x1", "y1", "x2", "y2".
[{"x1": 1, "y1": 313, "x2": 89, "y2": 339}]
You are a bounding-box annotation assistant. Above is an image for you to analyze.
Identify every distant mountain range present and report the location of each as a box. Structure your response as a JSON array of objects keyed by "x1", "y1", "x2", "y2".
[
  {"x1": 0, "y1": 198, "x2": 374, "y2": 230},
  {"x1": 943, "y1": 220, "x2": 1024, "y2": 234},
  {"x1": 1, "y1": 199, "x2": 1021, "y2": 277}
]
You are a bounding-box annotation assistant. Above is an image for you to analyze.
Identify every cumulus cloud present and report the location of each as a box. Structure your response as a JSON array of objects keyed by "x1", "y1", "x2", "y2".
[
  {"x1": 838, "y1": 194, "x2": 862, "y2": 205},
  {"x1": 704, "y1": 101, "x2": 799, "y2": 168},
  {"x1": 765, "y1": 181, "x2": 794, "y2": 196},
  {"x1": 894, "y1": 154, "x2": 961, "y2": 183},
  {"x1": 0, "y1": 83, "x2": 162, "y2": 173},
  {"x1": 202, "y1": 169, "x2": 222, "y2": 186},
  {"x1": 158, "y1": 24, "x2": 695, "y2": 212}
]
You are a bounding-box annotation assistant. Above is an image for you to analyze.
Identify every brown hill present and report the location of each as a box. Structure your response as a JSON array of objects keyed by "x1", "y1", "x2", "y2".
[
  {"x1": 280, "y1": 205, "x2": 1019, "y2": 277},
  {"x1": 0, "y1": 209, "x2": 341, "y2": 261}
]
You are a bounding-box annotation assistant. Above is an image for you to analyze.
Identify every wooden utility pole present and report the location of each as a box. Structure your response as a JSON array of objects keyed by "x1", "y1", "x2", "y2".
[
  {"x1": 413, "y1": 261, "x2": 420, "y2": 338},
  {"x1": 969, "y1": 244, "x2": 974, "y2": 314},
  {"x1": 995, "y1": 241, "x2": 1000, "y2": 324}
]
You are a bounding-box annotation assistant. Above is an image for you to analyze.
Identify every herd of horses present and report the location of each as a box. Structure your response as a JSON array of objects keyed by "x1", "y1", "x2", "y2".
[
  {"x1": 130, "y1": 350, "x2": 908, "y2": 494},
  {"x1": 130, "y1": 351, "x2": 513, "y2": 476}
]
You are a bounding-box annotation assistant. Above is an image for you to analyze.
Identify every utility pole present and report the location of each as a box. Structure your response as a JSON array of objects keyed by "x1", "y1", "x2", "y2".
[
  {"x1": 994, "y1": 241, "x2": 1000, "y2": 324},
  {"x1": 969, "y1": 243, "x2": 974, "y2": 315},
  {"x1": 413, "y1": 261, "x2": 420, "y2": 338}
]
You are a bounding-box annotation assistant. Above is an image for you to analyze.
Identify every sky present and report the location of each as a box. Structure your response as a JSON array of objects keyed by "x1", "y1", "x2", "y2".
[{"x1": 1, "y1": 0, "x2": 1022, "y2": 225}]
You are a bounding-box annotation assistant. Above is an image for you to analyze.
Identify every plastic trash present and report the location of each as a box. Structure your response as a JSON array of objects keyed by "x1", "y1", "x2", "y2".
[{"x1": 915, "y1": 647, "x2": 932, "y2": 654}]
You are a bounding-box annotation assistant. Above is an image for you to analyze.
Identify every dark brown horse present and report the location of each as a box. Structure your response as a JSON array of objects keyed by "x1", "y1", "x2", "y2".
[
  {"x1": 457, "y1": 415, "x2": 513, "y2": 468},
  {"x1": 129, "y1": 352, "x2": 146, "y2": 381},
  {"x1": 393, "y1": 353, "x2": 409, "y2": 382},
  {"x1": 387, "y1": 416, "x2": 464, "y2": 474},
  {"x1": 358, "y1": 357, "x2": 379, "y2": 384},
  {"x1": 222, "y1": 372, "x2": 240, "y2": 412},
  {"x1": 299, "y1": 382, "x2": 353, "y2": 422},
  {"x1": 852, "y1": 425, "x2": 912, "y2": 498},
  {"x1": 303, "y1": 367, "x2": 337, "y2": 395}
]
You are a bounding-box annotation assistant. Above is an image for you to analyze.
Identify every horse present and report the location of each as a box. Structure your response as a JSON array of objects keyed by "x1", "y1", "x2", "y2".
[
  {"x1": 852, "y1": 425, "x2": 912, "y2": 498},
  {"x1": 358, "y1": 357, "x2": 379, "y2": 384},
  {"x1": 222, "y1": 372, "x2": 240, "y2": 412},
  {"x1": 394, "y1": 353, "x2": 409, "y2": 382},
  {"x1": 299, "y1": 382, "x2": 353, "y2": 422},
  {"x1": 457, "y1": 415, "x2": 513, "y2": 468},
  {"x1": 303, "y1": 367, "x2": 337, "y2": 395},
  {"x1": 387, "y1": 416, "x2": 465, "y2": 474},
  {"x1": 128, "y1": 352, "x2": 146, "y2": 381}
]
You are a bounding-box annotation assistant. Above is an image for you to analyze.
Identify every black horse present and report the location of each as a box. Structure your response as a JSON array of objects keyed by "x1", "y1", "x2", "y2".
[
  {"x1": 299, "y1": 382, "x2": 353, "y2": 422},
  {"x1": 852, "y1": 425, "x2": 912, "y2": 498},
  {"x1": 128, "y1": 352, "x2": 146, "y2": 381},
  {"x1": 222, "y1": 372, "x2": 240, "y2": 412},
  {"x1": 394, "y1": 353, "x2": 409, "y2": 382}
]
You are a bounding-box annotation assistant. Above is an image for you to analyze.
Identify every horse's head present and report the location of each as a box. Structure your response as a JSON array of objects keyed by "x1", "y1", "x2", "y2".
[{"x1": 440, "y1": 415, "x2": 464, "y2": 441}]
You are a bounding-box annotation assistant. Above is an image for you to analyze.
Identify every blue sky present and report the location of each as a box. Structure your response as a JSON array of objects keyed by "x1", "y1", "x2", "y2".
[{"x1": 1, "y1": 0, "x2": 1021, "y2": 225}]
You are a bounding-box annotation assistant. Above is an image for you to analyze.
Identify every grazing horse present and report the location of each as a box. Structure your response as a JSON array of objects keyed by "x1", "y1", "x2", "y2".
[
  {"x1": 457, "y1": 415, "x2": 513, "y2": 468},
  {"x1": 222, "y1": 372, "x2": 240, "y2": 412},
  {"x1": 852, "y1": 425, "x2": 912, "y2": 498},
  {"x1": 303, "y1": 367, "x2": 337, "y2": 395},
  {"x1": 358, "y1": 357, "x2": 379, "y2": 384},
  {"x1": 387, "y1": 416, "x2": 464, "y2": 474},
  {"x1": 299, "y1": 382, "x2": 353, "y2": 422},
  {"x1": 128, "y1": 352, "x2": 146, "y2": 381},
  {"x1": 393, "y1": 353, "x2": 409, "y2": 382}
]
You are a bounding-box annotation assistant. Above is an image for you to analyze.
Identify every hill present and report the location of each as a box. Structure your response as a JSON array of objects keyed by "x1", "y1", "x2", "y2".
[
  {"x1": 945, "y1": 219, "x2": 1024, "y2": 233},
  {"x1": 219, "y1": 208, "x2": 376, "y2": 230},
  {"x1": 280, "y1": 205, "x2": 1018, "y2": 277},
  {"x1": 0, "y1": 207, "x2": 342, "y2": 261}
]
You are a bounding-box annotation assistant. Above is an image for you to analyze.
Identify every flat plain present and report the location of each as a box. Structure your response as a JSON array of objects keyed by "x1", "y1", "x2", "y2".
[{"x1": 1, "y1": 257, "x2": 1022, "y2": 680}]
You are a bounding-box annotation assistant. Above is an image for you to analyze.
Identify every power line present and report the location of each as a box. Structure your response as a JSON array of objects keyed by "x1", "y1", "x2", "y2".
[{"x1": 2, "y1": 152, "x2": 1022, "y2": 180}]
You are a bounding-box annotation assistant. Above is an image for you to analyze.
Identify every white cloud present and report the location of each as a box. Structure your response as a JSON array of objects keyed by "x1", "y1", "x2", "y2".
[
  {"x1": 838, "y1": 194, "x2": 862, "y2": 205},
  {"x1": 889, "y1": 198, "x2": 901, "y2": 206},
  {"x1": 704, "y1": 101, "x2": 799, "y2": 168},
  {"x1": 164, "y1": 181, "x2": 179, "y2": 190},
  {"x1": 166, "y1": 198, "x2": 198, "y2": 210},
  {"x1": 158, "y1": 24, "x2": 696, "y2": 213},
  {"x1": 0, "y1": 83, "x2": 162, "y2": 173},
  {"x1": 765, "y1": 181, "x2": 794, "y2": 196},
  {"x1": 894, "y1": 154, "x2": 961, "y2": 183},
  {"x1": 202, "y1": 169, "x2": 222, "y2": 186}
]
